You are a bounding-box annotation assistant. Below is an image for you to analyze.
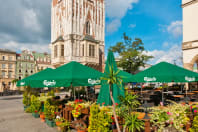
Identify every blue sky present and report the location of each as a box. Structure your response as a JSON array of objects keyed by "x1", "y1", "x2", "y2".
[
  {"x1": 0, "y1": 0, "x2": 183, "y2": 65},
  {"x1": 105, "y1": 0, "x2": 183, "y2": 65}
]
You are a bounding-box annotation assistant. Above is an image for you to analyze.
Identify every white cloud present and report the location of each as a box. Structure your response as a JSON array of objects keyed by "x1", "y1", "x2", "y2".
[
  {"x1": 0, "y1": 41, "x2": 50, "y2": 53},
  {"x1": 106, "y1": 19, "x2": 121, "y2": 33},
  {"x1": 129, "y1": 24, "x2": 136, "y2": 28},
  {"x1": 162, "y1": 42, "x2": 169, "y2": 48},
  {"x1": 167, "y1": 21, "x2": 182, "y2": 37},
  {"x1": 106, "y1": 0, "x2": 139, "y2": 33},
  {"x1": 146, "y1": 44, "x2": 182, "y2": 66}
]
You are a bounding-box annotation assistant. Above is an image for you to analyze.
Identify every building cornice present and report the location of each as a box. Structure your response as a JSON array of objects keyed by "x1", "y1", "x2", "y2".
[
  {"x1": 182, "y1": 40, "x2": 198, "y2": 50},
  {"x1": 182, "y1": 0, "x2": 198, "y2": 8}
]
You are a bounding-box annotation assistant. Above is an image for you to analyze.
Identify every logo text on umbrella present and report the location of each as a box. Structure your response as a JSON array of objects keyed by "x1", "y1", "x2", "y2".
[
  {"x1": 43, "y1": 80, "x2": 56, "y2": 87},
  {"x1": 20, "y1": 82, "x2": 25, "y2": 85},
  {"x1": 144, "y1": 77, "x2": 157, "y2": 82},
  {"x1": 185, "y1": 76, "x2": 195, "y2": 82},
  {"x1": 88, "y1": 79, "x2": 101, "y2": 85}
]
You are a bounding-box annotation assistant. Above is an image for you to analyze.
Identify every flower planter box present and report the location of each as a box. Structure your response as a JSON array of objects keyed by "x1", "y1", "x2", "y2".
[
  {"x1": 81, "y1": 108, "x2": 89, "y2": 114},
  {"x1": 32, "y1": 112, "x2": 40, "y2": 118},
  {"x1": 46, "y1": 119, "x2": 56, "y2": 127}
]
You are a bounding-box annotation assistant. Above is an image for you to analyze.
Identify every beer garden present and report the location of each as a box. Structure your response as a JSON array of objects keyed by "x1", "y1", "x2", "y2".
[{"x1": 17, "y1": 51, "x2": 198, "y2": 132}]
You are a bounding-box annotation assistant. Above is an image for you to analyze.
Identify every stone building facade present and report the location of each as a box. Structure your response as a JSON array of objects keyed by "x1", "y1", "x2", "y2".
[
  {"x1": 32, "y1": 51, "x2": 52, "y2": 72},
  {"x1": 0, "y1": 49, "x2": 16, "y2": 92},
  {"x1": 16, "y1": 50, "x2": 52, "y2": 80},
  {"x1": 182, "y1": 0, "x2": 198, "y2": 70},
  {"x1": 50, "y1": 0, "x2": 105, "y2": 71},
  {"x1": 16, "y1": 50, "x2": 36, "y2": 80}
]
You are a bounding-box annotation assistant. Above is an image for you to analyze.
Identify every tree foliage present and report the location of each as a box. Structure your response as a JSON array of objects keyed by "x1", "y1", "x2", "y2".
[{"x1": 109, "y1": 33, "x2": 153, "y2": 74}]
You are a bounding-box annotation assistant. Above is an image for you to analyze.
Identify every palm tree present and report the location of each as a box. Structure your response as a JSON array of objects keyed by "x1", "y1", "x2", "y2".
[{"x1": 101, "y1": 65, "x2": 123, "y2": 132}]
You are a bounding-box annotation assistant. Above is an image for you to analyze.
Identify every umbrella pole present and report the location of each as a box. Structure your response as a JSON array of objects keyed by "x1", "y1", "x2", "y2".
[{"x1": 71, "y1": 83, "x2": 76, "y2": 101}]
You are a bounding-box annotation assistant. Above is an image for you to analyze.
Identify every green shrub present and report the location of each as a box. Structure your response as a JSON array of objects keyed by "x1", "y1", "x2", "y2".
[
  {"x1": 88, "y1": 104, "x2": 112, "y2": 132},
  {"x1": 44, "y1": 99, "x2": 57, "y2": 121},
  {"x1": 23, "y1": 91, "x2": 31, "y2": 106},
  {"x1": 30, "y1": 95, "x2": 41, "y2": 113},
  {"x1": 190, "y1": 114, "x2": 198, "y2": 132}
]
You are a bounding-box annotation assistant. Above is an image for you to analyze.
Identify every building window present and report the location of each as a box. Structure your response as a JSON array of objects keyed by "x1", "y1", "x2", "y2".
[
  {"x1": 82, "y1": 45, "x2": 84, "y2": 56},
  {"x1": 31, "y1": 64, "x2": 33, "y2": 69},
  {"x1": 2, "y1": 56, "x2": 5, "y2": 60},
  {"x1": 8, "y1": 72, "x2": 12, "y2": 78},
  {"x1": 2, "y1": 64, "x2": 6, "y2": 69},
  {"x1": 9, "y1": 56, "x2": 12, "y2": 60},
  {"x1": 61, "y1": 45, "x2": 64, "y2": 57},
  {"x1": 19, "y1": 77, "x2": 21, "y2": 80},
  {"x1": 89, "y1": 45, "x2": 95, "y2": 57},
  {"x1": 86, "y1": 21, "x2": 90, "y2": 35},
  {"x1": 2, "y1": 72, "x2": 6, "y2": 78},
  {"x1": 19, "y1": 69, "x2": 21, "y2": 73},
  {"x1": 54, "y1": 45, "x2": 58, "y2": 57},
  {"x1": 31, "y1": 70, "x2": 33, "y2": 74},
  {"x1": 9, "y1": 64, "x2": 12, "y2": 69}
]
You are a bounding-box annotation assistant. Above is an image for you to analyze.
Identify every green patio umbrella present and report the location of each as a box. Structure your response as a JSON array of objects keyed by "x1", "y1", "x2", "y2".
[
  {"x1": 16, "y1": 68, "x2": 53, "y2": 87},
  {"x1": 97, "y1": 51, "x2": 125, "y2": 106},
  {"x1": 131, "y1": 61, "x2": 198, "y2": 104},
  {"x1": 27, "y1": 61, "x2": 103, "y2": 88},
  {"x1": 132, "y1": 62, "x2": 198, "y2": 83}
]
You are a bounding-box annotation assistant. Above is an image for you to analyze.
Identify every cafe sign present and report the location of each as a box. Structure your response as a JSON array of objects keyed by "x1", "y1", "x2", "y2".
[
  {"x1": 144, "y1": 77, "x2": 157, "y2": 82},
  {"x1": 43, "y1": 80, "x2": 56, "y2": 87},
  {"x1": 88, "y1": 79, "x2": 101, "y2": 85},
  {"x1": 20, "y1": 82, "x2": 25, "y2": 86},
  {"x1": 185, "y1": 76, "x2": 195, "y2": 82}
]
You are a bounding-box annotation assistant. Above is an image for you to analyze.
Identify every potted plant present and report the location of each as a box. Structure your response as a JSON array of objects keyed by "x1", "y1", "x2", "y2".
[
  {"x1": 77, "y1": 125, "x2": 87, "y2": 132},
  {"x1": 190, "y1": 113, "x2": 198, "y2": 132},
  {"x1": 150, "y1": 101, "x2": 190, "y2": 132},
  {"x1": 40, "y1": 112, "x2": 45, "y2": 122},
  {"x1": 88, "y1": 104, "x2": 112, "y2": 132},
  {"x1": 32, "y1": 110, "x2": 40, "y2": 118},
  {"x1": 44, "y1": 100, "x2": 57, "y2": 127},
  {"x1": 23, "y1": 91, "x2": 31, "y2": 111},
  {"x1": 124, "y1": 113, "x2": 144, "y2": 132},
  {"x1": 55, "y1": 117, "x2": 65, "y2": 126},
  {"x1": 29, "y1": 95, "x2": 41, "y2": 118},
  {"x1": 58, "y1": 121, "x2": 70, "y2": 132}
]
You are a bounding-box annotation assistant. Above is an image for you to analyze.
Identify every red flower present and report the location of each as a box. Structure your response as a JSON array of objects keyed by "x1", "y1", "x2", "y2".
[
  {"x1": 54, "y1": 112, "x2": 57, "y2": 114},
  {"x1": 102, "y1": 102, "x2": 105, "y2": 105},
  {"x1": 35, "y1": 110, "x2": 38, "y2": 113},
  {"x1": 78, "y1": 104, "x2": 82, "y2": 108},
  {"x1": 115, "y1": 103, "x2": 118, "y2": 106},
  {"x1": 79, "y1": 99, "x2": 83, "y2": 102}
]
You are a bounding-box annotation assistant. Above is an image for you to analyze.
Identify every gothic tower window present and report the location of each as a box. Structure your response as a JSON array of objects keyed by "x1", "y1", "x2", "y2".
[
  {"x1": 86, "y1": 21, "x2": 91, "y2": 35},
  {"x1": 89, "y1": 45, "x2": 95, "y2": 57},
  {"x1": 61, "y1": 45, "x2": 64, "y2": 57},
  {"x1": 82, "y1": 45, "x2": 84, "y2": 56},
  {"x1": 54, "y1": 45, "x2": 58, "y2": 58}
]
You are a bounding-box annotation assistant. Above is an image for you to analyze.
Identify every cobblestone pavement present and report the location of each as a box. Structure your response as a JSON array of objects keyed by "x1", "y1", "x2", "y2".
[{"x1": 0, "y1": 95, "x2": 57, "y2": 132}]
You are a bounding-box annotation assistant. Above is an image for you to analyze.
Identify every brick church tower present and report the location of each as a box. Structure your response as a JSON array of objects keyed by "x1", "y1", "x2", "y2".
[{"x1": 50, "y1": 0, "x2": 105, "y2": 72}]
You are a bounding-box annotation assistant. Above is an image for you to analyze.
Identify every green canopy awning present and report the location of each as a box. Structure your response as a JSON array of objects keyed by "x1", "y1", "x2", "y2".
[
  {"x1": 97, "y1": 51, "x2": 125, "y2": 106},
  {"x1": 16, "y1": 68, "x2": 53, "y2": 87},
  {"x1": 132, "y1": 62, "x2": 198, "y2": 83},
  {"x1": 26, "y1": 61, "x2": 103, "y2": 88}
]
